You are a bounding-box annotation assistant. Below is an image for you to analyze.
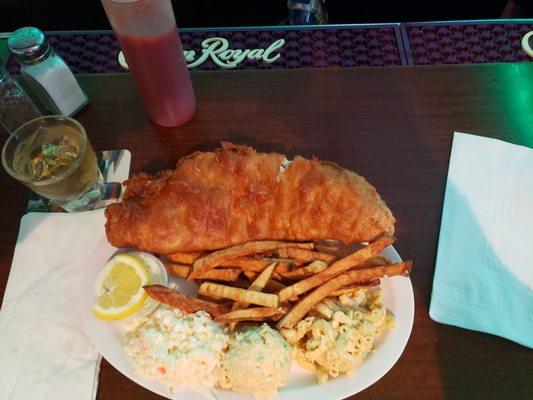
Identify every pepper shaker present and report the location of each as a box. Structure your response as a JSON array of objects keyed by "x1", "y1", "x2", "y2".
[
  {"x1": 0, "y1": 61, "x2": 42, "y2": 133},
  {"x1": 7, "y1": 27, "x2": 89, "y2": 117}
]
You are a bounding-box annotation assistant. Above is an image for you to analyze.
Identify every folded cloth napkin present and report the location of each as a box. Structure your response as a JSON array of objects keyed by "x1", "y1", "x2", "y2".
[
  {"x1": 0, "y1": 209, "x2": 106, "y2": 400},
  {"x1": 430, "y1": 132, "x2": 533, "y2": 348}
]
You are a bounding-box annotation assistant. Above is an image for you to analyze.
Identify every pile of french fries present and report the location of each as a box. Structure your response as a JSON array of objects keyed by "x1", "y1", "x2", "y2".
[{"x1": 144, "y1": 232, "x2": 412, "y2": 331}]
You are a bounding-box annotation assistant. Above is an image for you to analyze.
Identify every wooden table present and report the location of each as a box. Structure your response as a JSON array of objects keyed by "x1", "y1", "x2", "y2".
[{"x1": 1, "y1": 64, "x2": 532, "y2": 399}]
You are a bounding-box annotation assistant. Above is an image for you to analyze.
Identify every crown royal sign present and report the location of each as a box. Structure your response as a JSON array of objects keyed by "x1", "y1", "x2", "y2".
[{"x1": 118, "y1": 37, "x2": 286, "y2": 70}]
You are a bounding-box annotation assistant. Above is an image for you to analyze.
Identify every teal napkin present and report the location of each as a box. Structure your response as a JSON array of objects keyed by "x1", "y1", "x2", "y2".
[{"x1": 430, "y1": 132, "x2": 533, "y2": 348}]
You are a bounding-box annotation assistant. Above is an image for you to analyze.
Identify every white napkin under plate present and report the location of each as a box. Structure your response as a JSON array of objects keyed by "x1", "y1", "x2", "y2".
[
  {"x1": 430, "y1": 132, "x2": 533, "y2": 348},
  {"x1": 0, "y1": 210, "x2": 107, "y2": 400}
]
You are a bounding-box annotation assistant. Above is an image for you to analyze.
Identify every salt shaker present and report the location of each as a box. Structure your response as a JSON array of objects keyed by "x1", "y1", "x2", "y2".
[
  {"x1": 7, "y1": 27, "x2": 89, "y2": 116},
  {"x1": 0, "y1": 61, "x2": 41, "y2": 133}
]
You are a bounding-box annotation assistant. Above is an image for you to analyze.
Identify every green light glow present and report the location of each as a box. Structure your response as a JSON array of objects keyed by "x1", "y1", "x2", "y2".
[{"x1": 495, "y1": 63, "x2": 533, "y2": 147}]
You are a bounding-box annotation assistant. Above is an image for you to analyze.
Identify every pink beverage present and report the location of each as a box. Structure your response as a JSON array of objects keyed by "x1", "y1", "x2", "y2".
[
  {"x1": 101, "y1": 0, "x2": 196, "y2": 127},
  {"x1": 116, "y1": 29, "x2": 195, "y2": 126}
]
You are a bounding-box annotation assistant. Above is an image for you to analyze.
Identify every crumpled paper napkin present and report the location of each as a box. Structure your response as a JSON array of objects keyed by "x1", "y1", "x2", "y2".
[{"x1": 0, "y1": 209, "x2": 107, "y2": 399}]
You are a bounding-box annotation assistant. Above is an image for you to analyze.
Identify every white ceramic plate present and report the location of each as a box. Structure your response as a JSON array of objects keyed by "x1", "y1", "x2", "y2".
[{"x1": 82, "y1": 238, "x2": 414, "y2": 400}]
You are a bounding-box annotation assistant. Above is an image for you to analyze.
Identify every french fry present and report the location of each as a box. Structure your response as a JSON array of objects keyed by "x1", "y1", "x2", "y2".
[
  {"x1": 264, "y1": 279, "x2": 287, "y2": 293},
  {"x1": 248, "y1": 263, "x2": 276, "y2": 292},
  {"x1": 217, "y1": 257, "x2": 295, "y2": 272},
  {"x1": 279, "y1": 260, "x2": 328, "y2": 280},
  {"x1": 215, "y1": 307, "x2": 282, "y2": 323},
  {"x1": 248, "y1": 271, "x2": 285, "y2": 281},
  {"x1": 243, "y1": 271, "x2": 287, "y2": 293},
  {"x1": 274, "y1": 272, "x2": 287, "y2": 280},
  {"x1": 271, "y1": 313, "x2": 285, "y2": 322},
  {"x1": 199, "y1": 282, "x2": 279, "y2": 309},
  {"x1": 143, "y1": 285, "x2": 230, "y2": 318},
  {"x1": 271, "y1": 305, "x2": 289, "y2": 321},
  {"x1": 191, "y1": 241, "x2": 314, "y2": 278},
  {"x1": 166, "y1": 263, "x2": 241, "y2": 282},
  {"x1": 233, "y1": 264, "x2": 276, "y2": 311},
  {"x1": 277, "y1": 261, "x2": 412, "y2": 329},
  {"x1": 277, "y1": 248, "x2": 336, "y2": 264},
  {"x1": 329, "y1": 280, "x2": 380, "y2": 297},
  {"x1": 197, "y1": 269, "x2": 241, "y2": 282},
  {"x1": 243, "y1": 271, "x2": 257, "y2": 280},
  {"x1": 166, "y1": 263, "x2": 191, "y2": 279},
  {"x1": 246, "y1": 270, "x2": 293, "y2": 298},
  {"x1": 230, "y1": 263, "x2": 276, "y2": 330},
  {"x1": 346, "y1": 262, "x2": 410, "y2": 282},
  {"x1": 274, "y1": 262, "x2": 293, "y2": 274},
  {"x1": 355, "y1": 255, "x2": 390, "y2": 268},
  {"x1": 278, "y1": 233, "x2": 394, "y2": 302},
  {"x1": 236, "y1": 257, "x2": 290, "y2": 273},
  {"x1": 167, "y1": 251, "x2": 205, "y2": 264}
]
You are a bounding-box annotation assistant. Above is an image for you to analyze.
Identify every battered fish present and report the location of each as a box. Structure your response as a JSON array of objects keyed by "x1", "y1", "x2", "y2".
[{"x1": 105, "y1": 143, "x2": 395, "y2": 253}]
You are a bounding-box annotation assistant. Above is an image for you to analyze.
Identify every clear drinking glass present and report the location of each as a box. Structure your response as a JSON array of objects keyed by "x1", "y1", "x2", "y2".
[{"x1": 2, "y1": 115, "x2": 104, "y2": 212}]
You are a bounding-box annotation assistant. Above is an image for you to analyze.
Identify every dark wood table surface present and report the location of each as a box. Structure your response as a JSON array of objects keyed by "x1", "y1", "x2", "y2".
[{"x1": 1, "y1": 64, "x2": 532, "y2": 399}]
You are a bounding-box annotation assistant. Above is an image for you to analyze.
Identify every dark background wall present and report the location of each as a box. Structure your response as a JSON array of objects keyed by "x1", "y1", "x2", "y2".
[{"x1": 0, "y1": 0, "x2": 531, "y2": 32}]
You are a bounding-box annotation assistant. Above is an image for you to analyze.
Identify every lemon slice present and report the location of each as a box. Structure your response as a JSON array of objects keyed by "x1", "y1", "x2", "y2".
[{"x1": 93, "y1": 253, "x2": 151, "y2": 321}]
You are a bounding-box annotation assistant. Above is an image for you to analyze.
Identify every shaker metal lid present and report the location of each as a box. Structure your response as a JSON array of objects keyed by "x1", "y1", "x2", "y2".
[{"x1": 7, "y1": 27, "x2": 50, "y2": 63}]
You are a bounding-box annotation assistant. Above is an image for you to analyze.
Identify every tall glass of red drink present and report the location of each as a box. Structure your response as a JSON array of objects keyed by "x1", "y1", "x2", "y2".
[{"x1": 101, "y1": 0, "x2": 196, "y2": 127}]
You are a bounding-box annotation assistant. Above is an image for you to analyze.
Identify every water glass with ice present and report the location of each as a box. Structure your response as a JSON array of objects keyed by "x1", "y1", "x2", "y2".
[{"x1": 2, "y1": 115, "x2": 104, "y2": 212}]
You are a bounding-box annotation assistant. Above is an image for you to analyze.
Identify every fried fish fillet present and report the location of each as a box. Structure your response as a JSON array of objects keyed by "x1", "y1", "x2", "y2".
[{"x1": 105, "y1": 142, "x2": 395, "y2": 253}]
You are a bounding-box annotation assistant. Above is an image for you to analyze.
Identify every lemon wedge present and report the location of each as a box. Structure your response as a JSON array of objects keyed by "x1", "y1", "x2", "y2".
[{"x1": 93, "y1": 253, "x2": 151, "y2": 321}]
